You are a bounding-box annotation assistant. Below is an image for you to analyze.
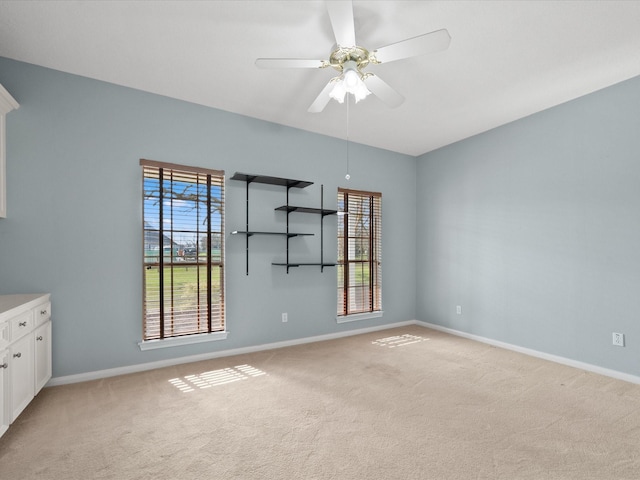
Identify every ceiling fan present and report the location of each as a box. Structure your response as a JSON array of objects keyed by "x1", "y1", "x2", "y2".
[{"x1": 255, "y1": 0, "x2": 451, "y2": 113}]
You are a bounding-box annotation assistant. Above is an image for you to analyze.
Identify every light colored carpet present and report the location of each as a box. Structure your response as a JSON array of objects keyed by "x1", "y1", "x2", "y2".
[{"x1": 1, "y1": 325, "x2": 639, "y2": 479}]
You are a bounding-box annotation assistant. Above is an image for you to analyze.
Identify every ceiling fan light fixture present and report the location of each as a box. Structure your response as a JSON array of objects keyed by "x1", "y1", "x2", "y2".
[
  {"x1": 329, "y1": 61, "x2": 371, "y2": 105},
  {"x1": 344, "y1": 68, "x2": 359, "y2": 88},
  {"x1": 329, "y1": 79, "x2": 347, "y2": 103},
  {"x1": 351, "y1": 77, "x2": 371, "y2": 103}
]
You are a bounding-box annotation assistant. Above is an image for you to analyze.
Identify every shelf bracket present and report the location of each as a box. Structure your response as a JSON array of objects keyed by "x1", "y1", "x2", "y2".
[
  {"x1": 285, "y1": 184, "x2": 291, "y2": 273},
  {"x1": 321, "y1": 185, "x2": 325, "y2": 272},
  {"x1": 243, "y1": 177, "x2": 255, "y2": 275}
]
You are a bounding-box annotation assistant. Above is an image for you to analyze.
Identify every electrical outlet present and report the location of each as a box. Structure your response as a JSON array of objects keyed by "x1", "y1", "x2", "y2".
[
  {"x1": 456, "y1": 305, "x2": 462, "y2": 315},
  {"x1": 612, "y1": 332, "x2": 625, "y2": 347},
  {"x1": 282, "y1": 313, "x2": 288, "y2": 323}
]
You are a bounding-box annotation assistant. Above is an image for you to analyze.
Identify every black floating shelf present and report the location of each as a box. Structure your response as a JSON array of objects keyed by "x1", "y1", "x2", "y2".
[
  {"x1": 231, "y1": 172, "x2": 334, "y2": 274},
  {"x1": 231, "y1": 173, "x2": 313, "y2": 189},
  {"x1": 275, "y1": 206, "x2": 338, "y2": 216},
  {"x1": 231, "y1": 231, "x2": 314, "y2": 238}
]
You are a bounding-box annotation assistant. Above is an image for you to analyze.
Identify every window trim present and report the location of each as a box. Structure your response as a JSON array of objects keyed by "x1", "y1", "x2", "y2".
[
  {"x1": 140, "y1": 159, "x2": 225, "y2": 344},
  {"x1": 138, "y1": 331, "x2": 228, "y2": 351},
  {"x1": 140, "y1": 158, "x2": 224, "y2": 178},
  {"x1": 336, "y1": 311, "x2": 384, "y2": 324}
]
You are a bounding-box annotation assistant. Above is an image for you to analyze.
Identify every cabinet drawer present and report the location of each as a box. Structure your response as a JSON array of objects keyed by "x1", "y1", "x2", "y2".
[
  {"x1": 0, "y1": 322, "x2": 8, "y2": 349},
  {"x1": 9, "y1": 311, "x2": 33, "y2": 342},
  {"x1": 35, "y1": 302, "x2": 51, "y2": 325}
]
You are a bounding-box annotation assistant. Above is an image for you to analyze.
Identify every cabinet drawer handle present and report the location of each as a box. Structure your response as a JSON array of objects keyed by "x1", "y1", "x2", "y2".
[
  {"x1": 41, "y1": 310, "x2": 48, "y2": 316},
  {"x1": 0, "y1": 363, "x2": 7, "y2": 369},
  {"x1": 13, "y1": 352, "x2": 21, "y2": 358},
  {"x1": 19, "y1": 321, "x2": 27, "y2": 327},
  {"x1": 36, "y1": 336, "x2": 43, "y2": 341}
]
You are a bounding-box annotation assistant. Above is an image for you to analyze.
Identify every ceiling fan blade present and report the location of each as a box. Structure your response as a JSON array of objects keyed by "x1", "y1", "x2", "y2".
[
  {"x1": 364, "y1": 74, "x2": 404, "y2": 108},
  {"x1": 373, "y1": 29, "x2": 451, "y2": 64},
  {"x1": 255, "y1": 58, "x2": 326, "y2": 69},
  {"x1": 326, "y1": 0, "x2": 356, "y2": 47},
  {"x1": 308, "y1": 80, "x2": 336, "y2": 113}
]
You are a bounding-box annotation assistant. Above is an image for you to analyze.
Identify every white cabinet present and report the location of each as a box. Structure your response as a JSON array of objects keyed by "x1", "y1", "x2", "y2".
[
  {"x1": 0, "y1": 294, "x2": 51, "y2": 438},
  {"x1": 0, "y1": 349, "x2": 9, "y2": 437},
  {"x1": 0, "y1": 84, "x2": 20, "y2": 218}
]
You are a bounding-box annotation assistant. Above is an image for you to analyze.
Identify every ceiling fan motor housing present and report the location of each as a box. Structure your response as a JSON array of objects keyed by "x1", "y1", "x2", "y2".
[{"x1": 329, "y1": 45, "x2": 372, "y2": 74}]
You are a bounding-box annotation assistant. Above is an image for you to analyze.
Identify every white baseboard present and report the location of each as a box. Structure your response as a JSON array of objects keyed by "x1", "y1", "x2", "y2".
[
  {"x1": 48, "y1": 320, "x2": 415, "y2": 386},
  {"x1": 48, "y1": 319, "x2": 640, "y2": 387},
  {"x1": 415, "y1": 320, "x2": 640, "y2": 385}
]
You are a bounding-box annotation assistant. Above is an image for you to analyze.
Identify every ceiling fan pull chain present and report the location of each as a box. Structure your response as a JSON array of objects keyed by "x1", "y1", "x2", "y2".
[{"x1": 345, "y1": 96, "x2": 351, "y2": 180}]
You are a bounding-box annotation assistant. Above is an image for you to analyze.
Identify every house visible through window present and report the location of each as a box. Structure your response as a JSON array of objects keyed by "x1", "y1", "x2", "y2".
[
  {"x1": 141, "y1": 159, "x2": 225, "y2": 341},
  {"x1": 337, "y1": 188, "x2": 382, "y2": 317}
]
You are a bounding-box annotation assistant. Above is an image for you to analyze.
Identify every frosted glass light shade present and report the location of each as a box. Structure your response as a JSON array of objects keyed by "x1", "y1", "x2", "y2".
[{"x1": 329, "y1": 63, "x2": 371, "y2": 104}]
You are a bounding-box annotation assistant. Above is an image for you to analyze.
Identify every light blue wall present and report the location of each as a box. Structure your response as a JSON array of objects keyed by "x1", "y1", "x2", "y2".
[
  {"x1": 0, "y1": 57, "x2": 417, "y2": 377},
  {"x1": 416, "y1": 75, "x2": 640, "y2": 376},
  {"x1": 6, "y1": 54, "x2": 638, "y2": 381}
]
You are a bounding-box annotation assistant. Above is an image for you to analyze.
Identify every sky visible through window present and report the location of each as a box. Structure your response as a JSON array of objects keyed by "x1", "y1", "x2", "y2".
[{"x1": 143, "y1": 175, "x2": 223, "y2": 250}]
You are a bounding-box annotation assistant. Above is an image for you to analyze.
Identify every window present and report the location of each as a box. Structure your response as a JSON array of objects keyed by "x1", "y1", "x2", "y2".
[
  {"x1": 337, "y1": 188, "x2": 382, "y2": 317},
  {"x1": 141, "y1": 159, "x2": 225, "y2": 342}
]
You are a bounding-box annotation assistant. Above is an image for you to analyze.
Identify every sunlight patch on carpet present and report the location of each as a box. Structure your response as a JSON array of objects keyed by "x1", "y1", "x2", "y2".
[
  {"x1": 372, "y1": 334, "x2": 428, "y2": 348},
  {"x1": 169, "y1": 364, "x2": 267, "y2": 392}
]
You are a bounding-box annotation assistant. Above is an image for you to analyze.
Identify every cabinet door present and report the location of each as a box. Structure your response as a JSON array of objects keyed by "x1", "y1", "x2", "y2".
[
  {"x1": 34, "y1": 321, "x2": 51, "y2": 393},
  {"x1": 0, "y1": 349, "x2": 9, "y2": 437},
  {"x1": 10, "y1": 334, "x2": 34, "y2": 422}
]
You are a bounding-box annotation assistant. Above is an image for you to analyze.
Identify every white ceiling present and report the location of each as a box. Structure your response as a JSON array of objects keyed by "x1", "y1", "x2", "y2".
[{"x1": 1, "y1": 0, "x2": 640, "y2": 156}]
